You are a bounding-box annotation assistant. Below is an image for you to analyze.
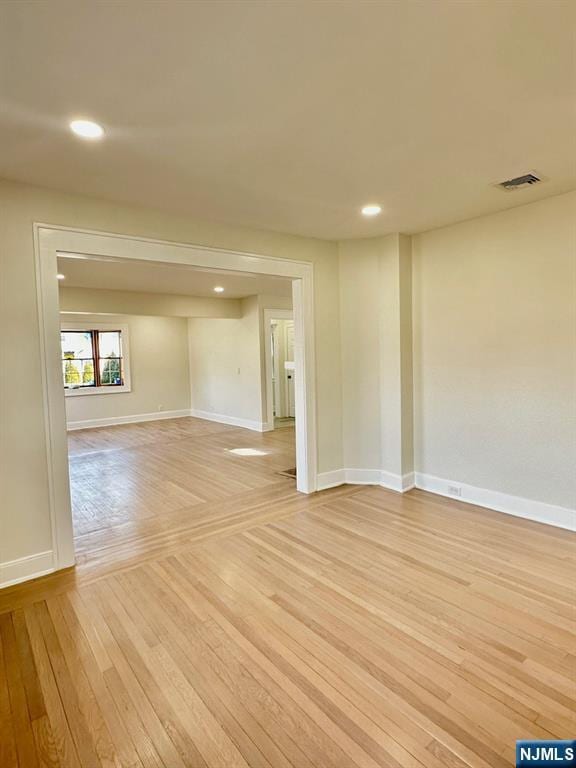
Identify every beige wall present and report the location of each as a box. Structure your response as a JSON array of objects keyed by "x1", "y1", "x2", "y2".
[
  {"x1": 337, "y1": 193, "x2": 575, "y2": 508},
  {"x1": 60, "y1": 286, "x2": 242, "y2": 318},
  {"x1": 339, "y1": 238, "x2": 385, "y2": 470},
  {"x1": 62, "y1": 313, "x2": 191, "y2": 425},
  {"x1": 338, "y1": 234, "x2": 414, "y2": 480},
  {"x1": 412, "y1": 191, "x2": 576, "y2": 509},
  {"x1": 188, "y1": 296, "x2": 263, "y2": 426},
  {"x1": 0, "y1": 178, "x2": 342, "y2": 568}
]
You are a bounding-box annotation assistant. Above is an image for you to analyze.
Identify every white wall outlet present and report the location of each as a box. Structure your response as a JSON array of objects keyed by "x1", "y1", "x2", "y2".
[
  {"x1": 447, "y1": 484, "x2": 462, "y2": 497},
  {"x1": 158, "y1": 404, "x2": 164, "y2": 411}
]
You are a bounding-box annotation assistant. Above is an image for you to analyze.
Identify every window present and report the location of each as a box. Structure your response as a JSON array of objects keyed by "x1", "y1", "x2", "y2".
[{"x1": 61, "y1": 325, "x2": 130, "y2": 395}]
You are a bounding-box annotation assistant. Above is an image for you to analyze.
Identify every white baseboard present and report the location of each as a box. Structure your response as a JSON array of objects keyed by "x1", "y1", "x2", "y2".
[
  {"x1": 67, "y1": 408, "x2": 268, "y2": 432},
  {"x1": 0, "y1": 550, "x2": 55, "y2": 589},
  {"x1": 316, "y1": 469, "x2": 347, "y2": 490},
  {"x1": 316, "y1": 467, "x2": 573, "y2": 531},
  {"x1": 316, "y1": 468, "x2": 413, "y2": 493},
  {"x1": 189, "y1": 409, "x2": 266, "y2": 433},
  {"x1": 381, "y1": 470, "x2": 416, "y2": 492},
  {"x1": 414, "y1": 473, "x2": 575, "y2": 531},
  {"x1": 402, "y1": 472, "x2": 416, "y2": 491},
  {"x1": 67, "y1": 409, "x2": 192, "y2": 431},
  {"x1": 346, "y1": 468, "x2": 386, "y2": 486}
]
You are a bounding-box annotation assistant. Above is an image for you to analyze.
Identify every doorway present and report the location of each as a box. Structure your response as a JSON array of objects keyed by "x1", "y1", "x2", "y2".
[
  {"x1": 265, "y1": 309, "x2": 296, "y2": 431},
  {"x1": 34, "y1": 224, "x2": 318, "y2": 574}
]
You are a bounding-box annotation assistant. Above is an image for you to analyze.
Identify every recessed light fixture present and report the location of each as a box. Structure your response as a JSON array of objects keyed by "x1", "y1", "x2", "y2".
[
  {"x1": 213, "y1": 286, "x2": 225, "y2": 293},
  {"x1": 361, "y1": 204, "x2": 382, "y2": 217},
  {"x1": 57, "y1": 273, "x2": 66, "y2": 280},
  {"x1": 70, "y1": 119, "x2": 105, "y2": 140}
]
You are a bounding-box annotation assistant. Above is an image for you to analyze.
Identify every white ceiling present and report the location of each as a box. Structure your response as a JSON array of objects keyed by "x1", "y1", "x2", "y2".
[
  {"x1": 1, "y1": 1, "x2": 575, "y2": 239},
  {"x1": 57, "y1": 255, "x2": 293, "y2": 299}
]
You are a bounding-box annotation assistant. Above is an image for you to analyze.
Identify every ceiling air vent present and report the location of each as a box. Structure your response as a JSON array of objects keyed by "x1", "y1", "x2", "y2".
[{"x1": 497, "y1": 172, "x2": 542, "y2": 191}]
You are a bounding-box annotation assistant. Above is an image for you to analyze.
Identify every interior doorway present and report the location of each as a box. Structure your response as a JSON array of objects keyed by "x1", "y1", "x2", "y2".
[
  {"x1": 264, "y1": 309, "x2": 298, "y2": 432},
  {"x1": 269, "y1": 311, "x2": 295, "y2": 430},
  {"x1": 34, "y1": 225, "x2": 317, "y2": 575}
]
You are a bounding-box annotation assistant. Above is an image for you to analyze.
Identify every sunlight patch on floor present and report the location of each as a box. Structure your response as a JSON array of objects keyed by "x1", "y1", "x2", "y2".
[{"x1": 228, "y1": 448, "x2": 269, "y2": 456}]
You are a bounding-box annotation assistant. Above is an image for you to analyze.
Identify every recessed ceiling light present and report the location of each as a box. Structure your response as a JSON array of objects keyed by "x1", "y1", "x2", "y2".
[
  {"x1": 361, "y1": 204, "x2": 382, "y2": 217},
  {"x1": 70, "y1": 119, "x2": 104, "y2": 140},
  {"x1": 57, "y1": 273, "x2": 66, "y2": 280},
  {"x1": 214, "y1": 286, "x2": 225, "y2": 293}
]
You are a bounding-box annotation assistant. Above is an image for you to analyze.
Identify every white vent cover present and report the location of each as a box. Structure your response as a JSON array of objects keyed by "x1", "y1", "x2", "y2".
[{"x1": 497, "y1": 172, "x2": 542, "y2": 191}]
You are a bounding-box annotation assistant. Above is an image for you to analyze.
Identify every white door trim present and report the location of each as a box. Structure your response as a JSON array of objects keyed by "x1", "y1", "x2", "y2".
[
  {"x1": 263, "y1": 308, "x2": 294, "y2": 429},
  {"x1": 34, "y1": 224, "x2": 317, "y2": 573}
]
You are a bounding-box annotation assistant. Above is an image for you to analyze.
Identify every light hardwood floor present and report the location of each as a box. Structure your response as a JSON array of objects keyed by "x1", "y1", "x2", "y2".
[{"x1": 1, "y1": 417, "x2": 574, "y2": 767}]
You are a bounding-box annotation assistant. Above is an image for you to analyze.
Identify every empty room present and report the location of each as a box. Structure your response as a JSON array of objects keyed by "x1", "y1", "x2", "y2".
[
  {"x1": 0, "y1": 2, "x2": 574, "y2": 768},
  {"x1": 58, "y1": 255, "x2": 297, "y2": 568}
]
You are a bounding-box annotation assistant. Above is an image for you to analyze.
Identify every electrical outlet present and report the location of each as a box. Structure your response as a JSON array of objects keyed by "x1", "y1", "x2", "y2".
[
  {"x1": 158, "y1": 404, "x2": 164, "y2": 411},
  {"x1": 447, "y1": 484, "x2": 462, "y2": 497}
]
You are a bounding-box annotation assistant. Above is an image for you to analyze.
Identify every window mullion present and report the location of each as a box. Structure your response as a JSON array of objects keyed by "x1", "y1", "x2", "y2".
[{"x1": 93, "y1": 330, "x2": 101, "y2": 387}]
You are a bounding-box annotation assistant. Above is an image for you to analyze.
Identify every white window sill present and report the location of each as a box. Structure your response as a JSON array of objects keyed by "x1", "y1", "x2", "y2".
[{"x1": 64, "y1": 386, "x2": 131, "y2": 397}]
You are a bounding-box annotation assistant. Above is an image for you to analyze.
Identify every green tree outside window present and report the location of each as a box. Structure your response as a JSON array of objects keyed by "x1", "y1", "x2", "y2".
[
  {"x1": 82, "y1": 360, "x2": 95, "y2": 384},
  {"x1": 102, "y1": 356, "x2": 121, "y2": 385},
  {"x1": 63, "y1": 353, "x2": 81, "y2": 385}
]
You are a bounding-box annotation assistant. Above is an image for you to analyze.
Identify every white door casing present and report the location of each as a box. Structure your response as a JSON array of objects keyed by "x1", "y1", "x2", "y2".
[{"x1": 34, "y1": 225, "x2": 317, "y2": 573}]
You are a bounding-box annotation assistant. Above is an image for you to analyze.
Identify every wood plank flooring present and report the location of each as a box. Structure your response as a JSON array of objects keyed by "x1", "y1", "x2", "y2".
[{"x1": 1, "y1": 417, "x2": 575, "y2": 767}]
